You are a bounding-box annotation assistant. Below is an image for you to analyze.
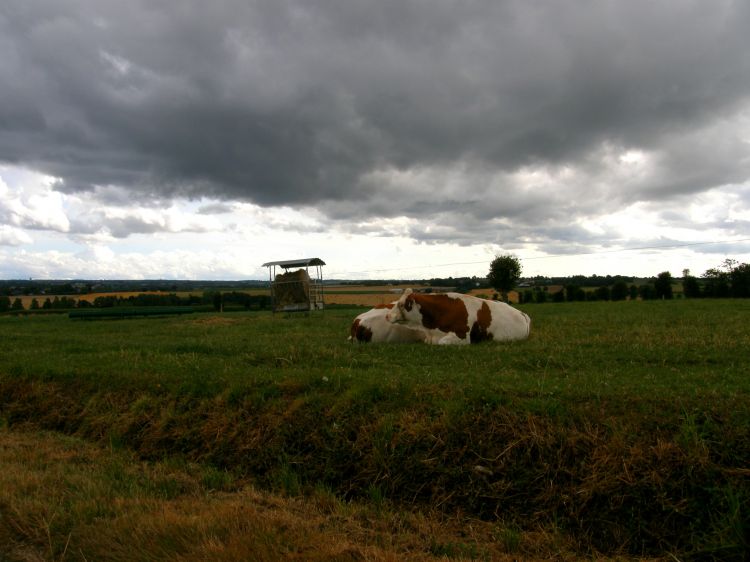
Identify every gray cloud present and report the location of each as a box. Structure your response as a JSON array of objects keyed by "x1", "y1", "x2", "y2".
[
  {"x1": 197, "y1": 202, "x2": 235, "y2": 215},
  {"x1": 66, "y1": 208, "x2": 214, "y2": 239},
  {"x1": 2, "y1": 1, "x2": 750, "y2": 246}
]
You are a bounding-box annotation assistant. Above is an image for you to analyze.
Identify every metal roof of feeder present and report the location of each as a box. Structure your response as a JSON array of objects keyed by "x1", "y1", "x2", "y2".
[{"x1": 261, "y1": 257, "x2": 326, "y2": 269}]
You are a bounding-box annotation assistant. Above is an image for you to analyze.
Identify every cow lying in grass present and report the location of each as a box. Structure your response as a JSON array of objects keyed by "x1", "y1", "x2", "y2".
[
  {"x1": 348, "y1": 304, "x2": 427, "y2": 343},
  {"x1": 385, "y1": 289, "x2": 531, "y2": 345}
]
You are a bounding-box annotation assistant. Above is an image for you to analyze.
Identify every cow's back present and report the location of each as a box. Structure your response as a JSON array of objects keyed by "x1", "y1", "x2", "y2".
[
  {"x1": 438, "y1": 293, "x2": 530, "y2": 343},
  {"x1": 483, "y1": 299, "x2": 530, "y2": 341}
]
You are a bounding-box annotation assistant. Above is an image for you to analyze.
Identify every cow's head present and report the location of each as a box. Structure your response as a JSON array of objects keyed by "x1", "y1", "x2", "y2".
[{"x1": 386, "y1": 288, "x2": 417, "y2": 324}]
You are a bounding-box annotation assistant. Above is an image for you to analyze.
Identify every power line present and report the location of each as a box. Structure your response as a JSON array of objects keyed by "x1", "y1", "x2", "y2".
[{"x1": 327, "y1": 237, "x2": 750, "y2": 277}]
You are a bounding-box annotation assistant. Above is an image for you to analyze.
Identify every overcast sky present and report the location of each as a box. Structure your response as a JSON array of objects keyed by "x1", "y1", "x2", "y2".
[{"x1": 2, "y1": 0, "x2": 750, "y2": 280}]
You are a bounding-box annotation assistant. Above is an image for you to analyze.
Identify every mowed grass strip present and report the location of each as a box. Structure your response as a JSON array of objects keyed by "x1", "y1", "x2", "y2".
[
  {"x1": 2, "y1": 300, "x2": 747, "y2": 402},
  {"x1": 1, "y1": 300, "x2": 749, "y2": 559}
]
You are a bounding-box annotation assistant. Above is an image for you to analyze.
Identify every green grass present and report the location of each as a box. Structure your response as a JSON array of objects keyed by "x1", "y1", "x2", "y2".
[
  {"x1": 5, "y1": 300, "x2": 749, "y2": 423},
  {"x1": 4, "y1": 300, "x2": 748, "y2": 401},
  {"x1": 1, "y1": 300, "x2": 749, "y2": 559}
]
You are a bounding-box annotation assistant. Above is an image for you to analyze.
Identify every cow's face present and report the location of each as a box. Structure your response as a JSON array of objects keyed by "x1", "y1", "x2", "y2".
[{"x1": 386, "y1": 289, "x2": 417, "y2": 324}]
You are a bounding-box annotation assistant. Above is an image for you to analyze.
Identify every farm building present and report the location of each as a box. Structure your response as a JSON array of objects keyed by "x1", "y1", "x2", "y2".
[{"x1": 262, "y1": 258, "x2": 326, "y2": 312}]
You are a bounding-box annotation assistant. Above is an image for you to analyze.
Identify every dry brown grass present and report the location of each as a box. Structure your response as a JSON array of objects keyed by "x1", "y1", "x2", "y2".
[
  {"x1": 14, "y1": 291, "x2": 200, "y2": 309},
  {"x1": 13, "y1": 285, "x2": 502, "y2": 309},
  {"x1": 323, "y1": 285, "x2": 407, "y2": 307},
  {"x1": 0, "y1": 428, "x2": 651, "y2": 562},
  {"x1": 325, "y1": 293, "x2": 399, "y2": 306},
  {"x1": 323, "y1": 285, "x2": 519, "y2": 305},
  {"x1": 14, "y1": 287, "x2": 401, "y2": 309},
  {"x1": 326, "y1": 284, "x2": 414, "y2": 292}
]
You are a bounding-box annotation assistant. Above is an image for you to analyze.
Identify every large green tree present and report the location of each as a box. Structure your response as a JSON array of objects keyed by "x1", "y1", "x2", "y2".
[{"x1": 488, "y1": 254, "x2": 522, "y2": 302}]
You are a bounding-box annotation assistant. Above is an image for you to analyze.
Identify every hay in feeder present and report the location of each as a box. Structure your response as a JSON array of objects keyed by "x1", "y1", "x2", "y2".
[{"x1": 274, "y1": 268, "x2": 311, "y2": 307}]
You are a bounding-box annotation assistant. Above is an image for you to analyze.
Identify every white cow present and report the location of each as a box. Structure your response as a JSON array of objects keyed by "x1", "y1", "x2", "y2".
[
  {"x1": 348, "y1": 304, "x2": 427, "y2": 343},
  {"x1": 385, "y1": 289, "x2": 530, "y2": 345}
]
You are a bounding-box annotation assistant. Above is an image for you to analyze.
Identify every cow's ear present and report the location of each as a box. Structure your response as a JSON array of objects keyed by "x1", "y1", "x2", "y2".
[{"x1": 403, "y1": 288, "x2": 413, "y2": 296}]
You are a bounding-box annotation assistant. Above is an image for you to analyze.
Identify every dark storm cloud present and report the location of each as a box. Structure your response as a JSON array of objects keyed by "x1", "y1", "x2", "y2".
[{"x1": 2, "y1": 0, "x2": 750, "y2": 243}]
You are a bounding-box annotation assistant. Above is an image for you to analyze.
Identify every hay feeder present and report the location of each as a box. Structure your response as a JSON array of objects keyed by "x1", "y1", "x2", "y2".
[{"x1": 262, "y1": 257, "x2": 326, "y2": 312}]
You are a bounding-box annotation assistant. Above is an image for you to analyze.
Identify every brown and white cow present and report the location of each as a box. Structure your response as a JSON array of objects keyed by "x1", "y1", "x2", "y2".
[
  {"x1": 385, "y1": 289, "x2": 530, "y2": 345},
  {"x1": 349, "y1": 303, "x2": 427, "y2": 343}
]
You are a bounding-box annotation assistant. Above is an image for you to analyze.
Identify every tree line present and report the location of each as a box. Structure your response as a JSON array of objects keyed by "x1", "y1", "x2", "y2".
[
  {"x1": 682, "y1": 259, "x2": 750, "y2": 298},
  {"x1": 488, "y1": 255, "x2": 750, "y2": 303},
  {"x1": 2, "y1": 258, "x2": 749, "y2": 313},
  {"x1": 0, "y1": 291, "x2": 272, "y2": 313},
  {"x1": 0, "y1": 279, "x2": 269, "y2": 298}
]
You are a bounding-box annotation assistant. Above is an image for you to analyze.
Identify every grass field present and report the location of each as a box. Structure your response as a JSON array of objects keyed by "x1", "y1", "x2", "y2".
[{"x1": 1, "y1": 300, "x2": 749, "y2": 560}]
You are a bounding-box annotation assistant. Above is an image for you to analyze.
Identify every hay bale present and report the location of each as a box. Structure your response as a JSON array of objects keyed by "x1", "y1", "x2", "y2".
[{"x1": 274, "y1": 269, "x2": 311, "y2": 308}]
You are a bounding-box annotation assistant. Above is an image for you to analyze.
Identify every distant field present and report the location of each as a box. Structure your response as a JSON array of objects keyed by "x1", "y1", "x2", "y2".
[
  {"x1": 1, "y1": 300, "x2": 748, "y2": 560},
  {"x1": 14, "y1": 291, "x2": 202, "y2": 309},
  {"x1": 13, "y1": 285, "x2": 416, "y2": 309}
]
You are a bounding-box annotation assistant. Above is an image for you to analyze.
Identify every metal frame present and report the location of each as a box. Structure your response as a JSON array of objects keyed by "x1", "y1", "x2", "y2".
[{"x1": 262, "y1": 258, "x2": 326, "y2": 312}]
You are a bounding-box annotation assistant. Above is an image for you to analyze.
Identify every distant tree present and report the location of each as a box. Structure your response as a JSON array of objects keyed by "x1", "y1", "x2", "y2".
[
  {"x1": 565, "y1": 285, "x2": 577, "y2": 302},
  {"x1": 702, "y1": 268, "x2": 730, "y2": 298},
  {"x1": 697, "y1": 259, "x2": 750, "y2": 298},
  {"x1": 30, "y1": 298, "x2": 40, "y2": 310},
  {"x1": 0, "y1": 296, "x2": 10, "y2": 312},
  {"x1": 722, "y1": 258, "x2": 739, "y2": 273},
  {"x1": 93, "y1": 296, "x2": 117, "y2": 307},
  {"x1": 611, "y1": 281, "x2": 629, "y2": 301},
  {"x1": 565, "y1": 285, "x2": 586, "y2": 302},
  {"x1": 210, "y1": 291, "x2": 224, "y2": 312},
  {"x1": 534, "y1": 288, "x2": 548, "y2": 303},
  {"x1": 639, "y1": 284, "x2": 655, "y2": 300},
  {"x1": 57, "y1": 283, "x2": 75, "y2": 295},
  {"x1": 58, "y1": 296, "x2": 76, "y2": 309},
  {"x1": 629, "y1": 285, "x2": 639, "y2": 300},
  {"x1": 654, "y1": 271, "x2": 673, "y2": 299},
  {"x1": 487, "y1": 255, "x2": 522, "y2": 303},
  {"x1": 11, "y1": 298, "x2": 24, "y2": 311},
  {"x1": 594, "y1": 286, "x2": 611, "y2": 301},
  {"x1": 682, "y1": 275, "x2": 702, "y2": 298},
  {"x1": 730, "y1": 263, "x2": 750, "y2": 297}
]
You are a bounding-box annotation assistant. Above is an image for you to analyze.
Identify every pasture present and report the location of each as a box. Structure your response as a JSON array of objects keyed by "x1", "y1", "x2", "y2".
[{"x1": 1, "y1": 300, "x2": 749, "y2": 560}]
